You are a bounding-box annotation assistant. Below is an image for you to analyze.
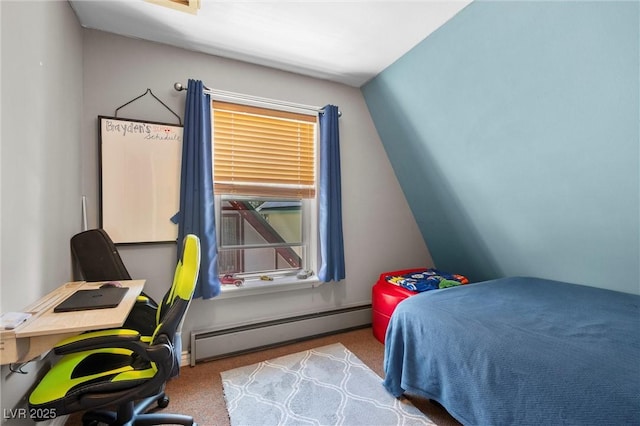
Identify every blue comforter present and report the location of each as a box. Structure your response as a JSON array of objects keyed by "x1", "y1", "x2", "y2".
[{"x1": 383, "y1": 277, "x2": 640, "y2": 425}]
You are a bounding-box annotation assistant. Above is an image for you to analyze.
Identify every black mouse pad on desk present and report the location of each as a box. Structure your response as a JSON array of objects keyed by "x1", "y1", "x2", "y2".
[{"x1": 54, "y1": 287, "x2": 128, "y2": 313}]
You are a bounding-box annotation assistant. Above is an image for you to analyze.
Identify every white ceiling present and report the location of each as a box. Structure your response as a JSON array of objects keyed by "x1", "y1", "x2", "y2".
[{"x1": 69, "y1": 0, "x2": 471, "y2": 87}]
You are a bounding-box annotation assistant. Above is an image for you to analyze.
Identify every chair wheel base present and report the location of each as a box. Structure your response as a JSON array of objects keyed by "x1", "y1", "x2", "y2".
[{"x1": 158, "y1": 395, "x2": 170, "y2": 408}]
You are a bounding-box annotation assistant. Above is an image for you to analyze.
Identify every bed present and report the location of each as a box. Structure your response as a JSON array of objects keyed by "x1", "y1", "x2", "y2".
[{"x1": 383, "y1": 276, "x2": 640, "y2": 425}]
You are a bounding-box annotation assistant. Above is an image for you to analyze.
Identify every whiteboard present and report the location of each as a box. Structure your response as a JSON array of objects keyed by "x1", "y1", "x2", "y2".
[{"x1": 99, "y1": 116, "x2": 182, "y2": 244}]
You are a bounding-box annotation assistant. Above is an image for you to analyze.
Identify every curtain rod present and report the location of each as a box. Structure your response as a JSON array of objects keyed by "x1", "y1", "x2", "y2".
[{"x1": 173, "y1": 82, "x2": 341, "y2": 117}]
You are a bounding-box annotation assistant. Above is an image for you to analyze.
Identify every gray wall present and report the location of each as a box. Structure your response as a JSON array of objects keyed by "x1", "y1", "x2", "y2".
[
  {"x1": 1, "y1": 0, "x2": 84, "y2": 415},
  {"x1": 363, "y1": 1, "x2": 639, "y2": 294},
  {"x1": 0, "y1": 1, "x2": 429, "y2": 413},
  {"x1": 80, "y1": 31, "x2": 430, "y2": 346}
]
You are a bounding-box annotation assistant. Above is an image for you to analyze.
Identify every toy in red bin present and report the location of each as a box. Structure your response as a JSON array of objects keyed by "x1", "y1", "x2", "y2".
[{"x1": 372, "y1": 267, "x2": 469, "y2": 344}]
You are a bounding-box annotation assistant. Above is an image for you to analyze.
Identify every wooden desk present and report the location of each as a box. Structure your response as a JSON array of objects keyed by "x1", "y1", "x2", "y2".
[{"x1": 0, "y1": 280, "x2": 145, "y2": 365}]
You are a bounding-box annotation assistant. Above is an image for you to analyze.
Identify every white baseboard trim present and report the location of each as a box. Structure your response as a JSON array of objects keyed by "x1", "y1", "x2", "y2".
[
  {"x1": 190, "y1": 304, "x2": 372, "y2": 365},
  {"x1": 181, "y1": 351, "x2": 190, "y2": 367}
]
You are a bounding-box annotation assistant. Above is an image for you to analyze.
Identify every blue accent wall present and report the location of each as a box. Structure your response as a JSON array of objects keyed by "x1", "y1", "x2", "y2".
[{"x1": 362, "y1": 1, "x2": 639, "y2": 294}]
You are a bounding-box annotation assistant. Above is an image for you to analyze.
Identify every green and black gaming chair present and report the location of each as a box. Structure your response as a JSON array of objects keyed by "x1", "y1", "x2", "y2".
[
  {"x1": 29, "y1": 234, "x2": 201, "y2": 426},
  {"x1": 70, "y1": 228, "x2": 158, "y2": 336}
]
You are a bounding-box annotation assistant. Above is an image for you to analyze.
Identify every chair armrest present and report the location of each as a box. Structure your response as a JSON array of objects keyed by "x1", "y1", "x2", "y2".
[
  {"x1": 146, "y1": 342, "x2": 173, "y2": 365},
  {"x1": 137, "y1": 293, "x2": 158, "y2": 308},
  {"x1": 54, "y1": 329, "x2": 141, "y2": 355}
]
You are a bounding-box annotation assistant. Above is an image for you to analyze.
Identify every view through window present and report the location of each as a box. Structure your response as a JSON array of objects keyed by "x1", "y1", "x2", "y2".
[{"x1": 212, "y1": 101, "x2": 317, "y2": 279}]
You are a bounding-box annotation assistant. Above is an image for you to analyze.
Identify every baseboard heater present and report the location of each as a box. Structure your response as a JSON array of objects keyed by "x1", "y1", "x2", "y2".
[{"x1": 190, "y1": 304, "x2": 372, "y2": 366}]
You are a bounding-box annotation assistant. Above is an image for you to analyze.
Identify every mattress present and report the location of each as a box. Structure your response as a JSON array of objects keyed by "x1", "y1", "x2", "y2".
[{"x1": 383, "y1": 276, "x2": 640, "y2": 425}]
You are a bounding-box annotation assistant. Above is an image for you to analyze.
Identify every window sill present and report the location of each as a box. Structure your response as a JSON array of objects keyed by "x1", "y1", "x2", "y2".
[{"x1": 217, "y1": 275, "x2": 322, "y2": 299}]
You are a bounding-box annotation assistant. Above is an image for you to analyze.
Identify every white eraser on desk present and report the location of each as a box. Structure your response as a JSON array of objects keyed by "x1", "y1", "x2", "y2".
[{"x1": 0, "y1": 312, "x2": 32, "y2": 330}]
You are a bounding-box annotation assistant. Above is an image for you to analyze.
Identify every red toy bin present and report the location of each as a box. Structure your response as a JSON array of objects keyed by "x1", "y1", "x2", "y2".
[{"x1": 372, "y1": 268, "x2": 426, "y2": 344}]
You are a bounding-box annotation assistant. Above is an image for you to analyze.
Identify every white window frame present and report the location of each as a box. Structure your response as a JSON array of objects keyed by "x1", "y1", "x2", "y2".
[{"x1": 211, "y1": 101, "x2": 320, "y2": 298}]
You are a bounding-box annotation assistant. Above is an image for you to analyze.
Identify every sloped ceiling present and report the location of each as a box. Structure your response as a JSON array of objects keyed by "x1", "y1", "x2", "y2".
[
  {"x1": 69, "y1": 0, "x2": 471, "y2": 87},
  {"x1": 362, "y1": 1, "x2": 640, "y2": 293}
]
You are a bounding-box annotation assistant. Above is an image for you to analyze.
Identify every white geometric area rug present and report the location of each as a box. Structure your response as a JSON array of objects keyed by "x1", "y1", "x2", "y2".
[{"x1": 220, "y1": 343, "x2": 434, "y2": 426}]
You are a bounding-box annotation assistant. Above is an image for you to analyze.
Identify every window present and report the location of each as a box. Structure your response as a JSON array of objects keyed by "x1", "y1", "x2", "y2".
[
  {"x1": 212, "y1": 101, "x2": 318, "y2": 282},
  {"x1": 145, "y1": 0, "x2": 200, "y2": 15}
]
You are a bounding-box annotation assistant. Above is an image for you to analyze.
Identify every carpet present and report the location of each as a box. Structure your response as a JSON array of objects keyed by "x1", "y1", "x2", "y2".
[{"x1": 220, "y1": 343, "x2": 434, "y2": 426}]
